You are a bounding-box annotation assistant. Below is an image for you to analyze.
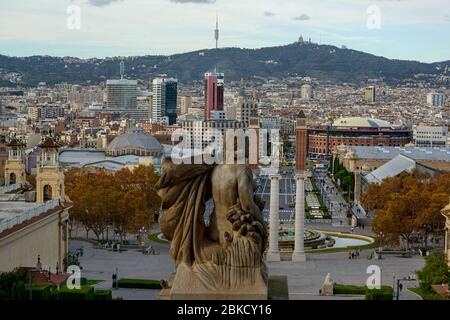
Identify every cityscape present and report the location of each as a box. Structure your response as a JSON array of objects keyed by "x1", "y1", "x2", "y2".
[{"x1": 0, "y1": 0, "x2": 449, "y2": 312}]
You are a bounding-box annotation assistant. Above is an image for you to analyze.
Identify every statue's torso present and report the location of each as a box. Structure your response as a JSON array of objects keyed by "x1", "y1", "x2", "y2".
[{"x1": 209, "y1": 164, "x2": 248, "y2": 245}]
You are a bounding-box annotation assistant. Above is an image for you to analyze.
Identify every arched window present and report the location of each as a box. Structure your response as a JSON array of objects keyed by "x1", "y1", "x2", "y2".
[
  {"x1": 9, "y1": 173, "x2": 16, "y2": 185},
  {"x1": 43, "y1": 185, "x2": 53, "y2": 201}
]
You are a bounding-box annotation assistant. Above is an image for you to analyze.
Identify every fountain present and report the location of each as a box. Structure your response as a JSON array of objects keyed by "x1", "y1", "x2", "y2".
[{"x1": 278, "y1": 224, "x2": 373, "y2": 251}]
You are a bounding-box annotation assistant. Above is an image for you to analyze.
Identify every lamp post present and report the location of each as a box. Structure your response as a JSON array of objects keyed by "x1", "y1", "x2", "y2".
[
  {"x1": 139, "y1": 226, "x2": 147, "y2": 253},
  {"x1": 378, "y1": 232, "x2": 384, "y2": 259},
  {"x1": 396, "y1": 273, "x2": 417, "y2": 300}
]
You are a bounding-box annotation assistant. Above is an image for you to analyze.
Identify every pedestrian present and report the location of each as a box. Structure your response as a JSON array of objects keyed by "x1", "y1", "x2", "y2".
[{"x1": 348, "y1": 251, "x2": 352, "y2": 259}]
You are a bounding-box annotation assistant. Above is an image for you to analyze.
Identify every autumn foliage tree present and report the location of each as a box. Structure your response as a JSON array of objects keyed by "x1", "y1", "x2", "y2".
[
  {"x1": 64, "y1": 165, "x2": 161, "y2": 242},
  {"x1": 361, "y1": 171, "x2": 450, "y2": 249}
]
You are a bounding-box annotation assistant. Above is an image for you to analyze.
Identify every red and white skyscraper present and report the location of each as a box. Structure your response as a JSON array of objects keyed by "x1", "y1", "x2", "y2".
[{"x1": 204, "y1": 72, "x2": 224, "y2": 121}]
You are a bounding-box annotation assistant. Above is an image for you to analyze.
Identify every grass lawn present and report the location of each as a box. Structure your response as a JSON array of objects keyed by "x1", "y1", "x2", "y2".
[
  {"x1": 58, "y1": 279, "x2": 103, "y2": 290},
  {"x1": 148, "y1": 232, "x2": 169, "y2": 244},
  {"x1": 305, "y1": 241, "x2": 378, "y2": 254}
]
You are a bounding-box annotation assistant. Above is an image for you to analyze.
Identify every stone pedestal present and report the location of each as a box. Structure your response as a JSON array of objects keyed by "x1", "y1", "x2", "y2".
[
  {"x1": 165, "y1": 263, "x2": 267, "y2": 300},
  {"x1": 267, "y1": 174, "x2": 281, "y2": 261},
  {"x1": 292, "y1": 173, "x2": 306, "y2": 262}
]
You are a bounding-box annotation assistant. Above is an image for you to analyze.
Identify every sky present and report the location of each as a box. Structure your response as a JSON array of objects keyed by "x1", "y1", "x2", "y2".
[{"x1": 0, "y1": 0, "x2": 449, "y2": 63}]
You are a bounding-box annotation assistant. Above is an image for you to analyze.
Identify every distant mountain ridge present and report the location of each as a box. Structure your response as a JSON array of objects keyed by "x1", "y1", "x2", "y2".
[{"x1": 0, "y1": 42, "x2": 448, "y2": 86}]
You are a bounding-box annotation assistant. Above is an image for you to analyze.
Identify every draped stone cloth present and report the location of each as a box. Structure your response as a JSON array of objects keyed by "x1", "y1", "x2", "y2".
[
  {"x1": 155, "y1": 157, "x2": 216, "y2": 266},
  {"x1": 155, "y1": 157, "x2": 267, "y2": 294}
]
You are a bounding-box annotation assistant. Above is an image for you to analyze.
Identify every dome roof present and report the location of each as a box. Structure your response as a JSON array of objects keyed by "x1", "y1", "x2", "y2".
[
  {"x1": 332, "y1": 117, "x2": 392, "y2": 128},
  {"x1": 107, "y1": 132, "x2": 162, "y2": 151}
]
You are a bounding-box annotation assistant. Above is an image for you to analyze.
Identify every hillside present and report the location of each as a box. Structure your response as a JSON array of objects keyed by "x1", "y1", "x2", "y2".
[{"x1": 0, "y1": 42, "x2": 448, "y2": 86}]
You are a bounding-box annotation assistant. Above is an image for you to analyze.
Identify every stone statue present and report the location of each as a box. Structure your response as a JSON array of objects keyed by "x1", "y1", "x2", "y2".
[{"x1": 155, "y1": 157, "x2": 268, "y2": 299}]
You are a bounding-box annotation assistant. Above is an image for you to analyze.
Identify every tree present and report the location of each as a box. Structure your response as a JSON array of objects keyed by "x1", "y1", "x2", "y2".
[
  {"x1": 64, "y1": 165, "x2": 161, "y2": 242},
  {"x1": 417, "y1": 251, "x2": 450, "y2": 293},
  {"x1": 362, "y1": 171, "x2": 449, "y2": 248},
  {"x1": 0, "y1": 269, "x2": 27, "y2": 300}
]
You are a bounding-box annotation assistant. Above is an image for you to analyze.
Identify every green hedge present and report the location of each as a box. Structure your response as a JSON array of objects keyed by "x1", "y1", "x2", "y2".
[
  {"x1": 333, "y1": 284, "x2": 366, "y2": 295},
  {"x1": 24, "y1": 284, "x2": 52, "y2": 300},
  {"x1": 333, "y1": 284, "x2": 393, "y2": 300},
  {"x1": 57, "y1": 286, "x2": 94, "y2": 300},
  {"x1": 117, "y1": 278, "x2": 161, "y2": 289},
  {"x1": 94, "y1": 289, "x2": 112, "y2": 300},
  {"x1": 365, "y1": 286, "x2": 393, "y2": 300}
]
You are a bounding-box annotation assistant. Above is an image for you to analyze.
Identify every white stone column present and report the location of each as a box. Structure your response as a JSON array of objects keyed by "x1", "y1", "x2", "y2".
[
  {"x1": 292, "y1": 173, "x2": 306, "y2": 262},
  {"x1": 266, "y1": 173, "x2": 281, "y2": 261}
]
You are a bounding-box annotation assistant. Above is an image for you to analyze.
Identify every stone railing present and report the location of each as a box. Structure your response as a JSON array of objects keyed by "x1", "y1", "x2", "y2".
[
  {"x1": 0, "y1": 183, "x2": 22, "y2": 194},
  {"x1": 0, "y1": 199, "x2": 60, "y2": 234}
]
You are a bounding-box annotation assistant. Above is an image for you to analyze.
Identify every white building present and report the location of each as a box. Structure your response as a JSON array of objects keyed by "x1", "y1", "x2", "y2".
[
  {"x1": 300, "y1": 84, "x2": 313, "y2": 100},
  {"x1": 413, "y1": 125, "x2": 449, "y2": 148},
  {"x1": 180, "y1": 96, "x2": 192, "y2": 115},
  {"x1": 364, "y1": 86, "x2": 376, "y2": 103},
  {"x1": 152, "y1": 77, "x2": 178, "y2": 124},
  {"x1": 427, "y1": 92, "x2": 445, "y2": 107}
]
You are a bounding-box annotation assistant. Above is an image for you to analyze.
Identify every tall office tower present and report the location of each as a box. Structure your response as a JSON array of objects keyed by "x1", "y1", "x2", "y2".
[
  {"x1": 364, "y1": 86, "x2": 376, "y2": 103},
  {"x1": 300, "y1": 84, "x2": 313, "y2": 100},
  {"x1": 235, "y1": 96, "x2": 258, "y2": 126},
  {"x1": 164, "y1": 78, "x2": 178, "y2": 125},
  {"x1": 295, "y1": 110, "x2": 308, "y2": 173},
  {"x1": 152, "y1": 77, "x2": 178, "y2": 125},
  {"x1": 427, "y1": 92, "x2": 445, "y2": 107},
  {"x1": 152, "y1": 78, "x2": 164, "y2": 124},
  {"x1": 204, "y1": 72, "x2": 224, "y2": 121},
  {"x1": 180, "y1": 95, "x2": 192, "y2": 115},
  {"x1": 106, "y1": 79, "x2": 138, "y2": 109}
]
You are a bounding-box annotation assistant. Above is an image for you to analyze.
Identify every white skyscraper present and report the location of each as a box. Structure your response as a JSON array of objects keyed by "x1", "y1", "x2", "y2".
[{"x1": 152, "y1": 77, "x2": 178, "y2": 124}]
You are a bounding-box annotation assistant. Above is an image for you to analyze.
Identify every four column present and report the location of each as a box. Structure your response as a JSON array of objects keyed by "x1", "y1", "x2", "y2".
[{"x1": 266, "y1": 173, "x2": 281, "y2": 261}]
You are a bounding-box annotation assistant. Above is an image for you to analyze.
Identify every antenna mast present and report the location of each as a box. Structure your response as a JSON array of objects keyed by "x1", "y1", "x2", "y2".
[
  {"x1": 214, "y1": 13, "x2": 219, "y2": 49},
  {"x1": 120, "y1": 59, "x2": 125, "y2": 79}
]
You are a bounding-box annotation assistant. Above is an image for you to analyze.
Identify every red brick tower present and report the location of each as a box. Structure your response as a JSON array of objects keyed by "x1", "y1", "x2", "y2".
[{"x1": 295, "y1": 110, "x2": 308, "y2": 173}]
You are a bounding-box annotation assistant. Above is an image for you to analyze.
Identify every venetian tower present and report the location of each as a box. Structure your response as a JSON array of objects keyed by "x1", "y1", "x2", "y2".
[
  {"x1": 4, "y1": 136, "x2": 26, "y2": 185},
  {"x1": 36, "y1": 132, "x2": 65, "y2": 203}
]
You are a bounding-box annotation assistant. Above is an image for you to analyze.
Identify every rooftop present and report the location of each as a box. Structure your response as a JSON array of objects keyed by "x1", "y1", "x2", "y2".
[
  {"x1": 349, "y1": 146, "x2": 450, "y2": 162},
  {"x1": 332, "y1": 117, "x2": 392, "y2": 128},
  {"x1": 0, "y1": 202, "x2": 41, "y2": 224},
  {"x1": 107, "y1": 132, "x2": 162, "y2": 151},
  {"x1": 364, "y1": 154, "x2": 416, "y2": 184}
]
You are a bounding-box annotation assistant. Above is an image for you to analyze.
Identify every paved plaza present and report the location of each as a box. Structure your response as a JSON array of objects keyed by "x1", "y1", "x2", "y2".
[
  {"x1": 69, "y1": 168, "x2": 425, "y2": 300},
  {"x1": 70, "y1": 237, "x2": 424, "y2": 300},
  {"x1": 256, "y1": 170, "x2": 296, "y2": 222}
]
